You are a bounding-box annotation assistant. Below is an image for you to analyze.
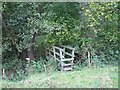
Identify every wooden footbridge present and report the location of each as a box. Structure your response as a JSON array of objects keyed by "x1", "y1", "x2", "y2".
[{"x1": 46, "y1": 45, "x2": 75, "y2": 71}]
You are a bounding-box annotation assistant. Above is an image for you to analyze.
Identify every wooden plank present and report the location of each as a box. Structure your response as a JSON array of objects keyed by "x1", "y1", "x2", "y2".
[
  {"x1": 53, "y1": 47, "x2": 56, "y2": 62},
  {"x1": 61, "y1": 63, "x2": 72, "y2": 66},
  {"x1": 72, "y1": 50, "x2": 75, "y2": 58},
  {"x1": 55, "y1": 52, "x2": 60, "y2": 56},
  {"x1": 63, "y1": 47, "x2": 65, "y2": 58},
  {"x1": 47, "y1": 45, "x2": 75, "y2": 72},
  {"x1": 61, "y1": 45, "x2": 75, "y2": 51},
  {"x1": 61, "y1": 58, "x2": 74, "y2": 61},
  {"x1": 53, "y1": 46, "x2": 64, "y2": 51},
  {"x1": 55, "y1": 52, "x2": 65, "y2": 59},
  {"x1": 64, "y1": 52, "x2": 73, "y2": 57},
  {"x1": 50, "y1": 50, "x2": 54, "y2": 53},
  {"x1": 60, "y1": 49, "x2": 63, "y2": 60},
  {"x1": 63, "y1": 67, "x2": 72, "y2": 71},
  {"x1": 50, "y1": 49, "x2": 61, "y2": 56},
  {"x1": 55, "y1": 58, "x2": 60, "y2": 61}
]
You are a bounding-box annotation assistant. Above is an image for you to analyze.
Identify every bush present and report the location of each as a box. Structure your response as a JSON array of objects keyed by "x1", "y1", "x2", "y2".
[
  {"x1": 2, "y1": 58, "x2": 27, "y2": 81},
  {"x1": 31, "y1": 58, "x2": 58, "y2": 74}
]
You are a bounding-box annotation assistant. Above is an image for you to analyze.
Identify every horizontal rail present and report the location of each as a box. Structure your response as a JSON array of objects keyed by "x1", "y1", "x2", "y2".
[
  {"x1": 61, "y1": 45, "x2": 75, "y2": 51},
  {"x1": 55, "y1": 52, "x2": 60, "y2": 56},
  {"x1": 61, "y1": 62, "x2": 72, "y2": 66},
  {"x1": 64, "y1": 52, "x2": 73, "y2": 57},
  {"x1": 49, "y1": 50, "x2": 64, "y2": 58},
  {"x1": 61, "y1": 58, "x2": 74, "y2": 61},
  {"x1": 46, "y1": 55, "x2": 60, "y2": 61},
  {"x1": 50, "y1": 54, "x2": 54, "y2": 57},
  {"x1": 55, "y1": 58, "x2": 60, "y2": 61},
  {"x1": 53, "y1": 46, "x2": 64, "y2": 51},
  {"x1": 61, "y1": 63, "x2": 72, "y2": 66},
  {"x1": 51, "y1": 51, "x2": 62, "y2": 57},
  {"x1": 47, "y1": 46, "x2": 75, "y2": 67},
  {"x1": 50, "y1": 50, "x2": 54, "y2": 53}
]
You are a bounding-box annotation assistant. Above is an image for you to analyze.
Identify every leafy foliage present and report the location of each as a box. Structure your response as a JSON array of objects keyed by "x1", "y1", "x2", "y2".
[
  {"x1": 31, "y1": 58, "x2": 58, "y2": 73},
  {"x1": 2, "y1": 2, "x2": 119, "y2": 81}
]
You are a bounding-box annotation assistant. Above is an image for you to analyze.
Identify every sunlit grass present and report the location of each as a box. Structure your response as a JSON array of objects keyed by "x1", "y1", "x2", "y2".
[{"x1": 2, "y1": 66, "x2": 118, "y2": 88}]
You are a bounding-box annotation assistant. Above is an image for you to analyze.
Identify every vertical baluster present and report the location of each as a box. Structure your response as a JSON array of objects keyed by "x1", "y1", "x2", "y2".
[
  {"x1": 53, "y1": 46, "x2": 56, "y2": 62},
  {"x1": 60, "y1": 49, "x2": 63, "y2": 71},
  {"x1": 63, "y1": 47, "x2": 65, "y2": 59},
  {"x1": 71, "y1": 49, "x2": 75, "y2": 66},
  {"x1": 2, "y1": 69, "x2": 5, "y2": 79}
]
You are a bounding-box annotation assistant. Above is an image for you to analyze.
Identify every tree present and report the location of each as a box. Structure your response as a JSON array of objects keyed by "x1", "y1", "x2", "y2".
[{"x1": 2, "y1": 2, "x2": 119, "y2": 80}]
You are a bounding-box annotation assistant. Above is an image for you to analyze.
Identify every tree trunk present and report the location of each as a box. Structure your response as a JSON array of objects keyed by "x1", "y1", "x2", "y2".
[
  {"x1": 28, "y1": 32, "x2": 36, "y2": 60},
  {"x1": 28, "y1": 46, "x2": 35, "y2": 60}
]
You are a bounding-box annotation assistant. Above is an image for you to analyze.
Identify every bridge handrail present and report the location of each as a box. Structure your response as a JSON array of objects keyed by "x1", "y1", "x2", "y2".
[{"x1": 61, "y1": 45, "x2": 75, "y2": 51}]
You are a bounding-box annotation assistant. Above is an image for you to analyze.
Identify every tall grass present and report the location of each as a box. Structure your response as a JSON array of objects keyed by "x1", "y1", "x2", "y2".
[{"x1": 2, "y1": 66, "x2": 118, "y2": 88}]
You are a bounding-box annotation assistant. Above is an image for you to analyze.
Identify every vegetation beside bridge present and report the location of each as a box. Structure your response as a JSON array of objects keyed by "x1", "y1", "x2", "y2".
[{"x1": 1, "y1": 2, "x2": 119, "y2": 88}]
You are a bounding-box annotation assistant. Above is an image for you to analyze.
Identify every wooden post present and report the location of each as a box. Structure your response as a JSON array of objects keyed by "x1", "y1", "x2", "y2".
[
  {"x1": 25, "y1": 58, "x2": 31, "y2": 75},
  {"x1": 60, "y1": 49, "x2": 63, "y2": 71},
  {"x1": 88, "y1": 51, "x2": 91, "y2": 68},
  {"x1": 71, "y1": 49, "x2": 75, "y2": 65},
  {"x1": 53, "y1": 46, "x2": 56, "y2": 62},
  {"x1": 26, "y1": 58, "x2": 30, "y2": 64},
  {"x1": 62, "y1": 47, "x2": 65, "y2": 59},
  {"x1": 2, "y1": 69, "x2": 5, "y2": 79}
]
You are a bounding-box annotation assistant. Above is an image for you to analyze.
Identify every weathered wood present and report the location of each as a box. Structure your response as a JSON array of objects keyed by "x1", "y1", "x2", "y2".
[
  {"x1": 60, "y1": 49, "x2": 63, "y2": 60},
  {"x1": 63, "y1": 47, "x2": 65, "y2": 58},
  {"x1": 61, "y1": 45, "x2": 75, "y2": 51},
  {"x1": 63, "y1": 67, "x2": 72, "y2": 71},
  {"x1": 50, "y1": 50, "x2": 54, "y2": 53},
  {"x1": 61, "y1": 62, "x2": 72, "y2": 66},
  {"x1": 72, "y1": 50, "x2": 75, "y2": 58},
  {"x1": 64, "y1": 52, "x2": 73, "y2": 57},
  {"x1": 88, "y1": 51, "x2": 91, "y2": 68},
  {"x1": 54, "y1": 52, "x2": 60, "y2": 56},
  {"x1": 53, "y1": 47, "x2": 56, "y2": 62},
  {"x1": 59, "y1": 49, "x2": 64, "y2": 71},
  {"x1": 53, "y1": 46, "x2": 64, "y2": 51},
  {"x1": 47, "y1": 45, "x2": 75, "y2": 71},
  {"x1": 62, "y1": 58, "x2": 74, "y2": 61},
  {"x1": 55, "y1": 57, "x2": 60, "y2": 61},
  {"x1": 71, "y1": 50, "x2": 75, "y2": 65},
  {"x1": 2, "y1": 69, "x2": 5, "y2": 79}
]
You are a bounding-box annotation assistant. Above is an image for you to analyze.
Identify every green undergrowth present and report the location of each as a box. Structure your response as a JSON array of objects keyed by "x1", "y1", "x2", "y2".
[{"x1": 2, "y1": 66, "x2": 118, "y2": 88}]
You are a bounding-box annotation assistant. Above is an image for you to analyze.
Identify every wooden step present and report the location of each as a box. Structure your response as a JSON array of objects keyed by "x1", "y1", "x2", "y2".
[
  {"x1": 61, "y1": 63, "x2": 72, "y2": 66},
  {"x1": 63, "y1": 67, "x2": 72, "y2": 71},
  {"x1": 61, "y1": 61, "x2": 72, "y2": 66},
  {"x1": 61, "y1": 58, "x2": 73, "y2": 61}
]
